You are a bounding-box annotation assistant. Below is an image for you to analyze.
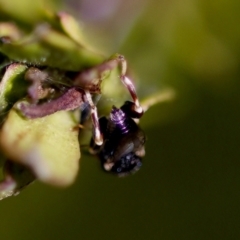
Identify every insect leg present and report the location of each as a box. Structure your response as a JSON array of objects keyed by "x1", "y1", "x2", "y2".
[
  {"x1": 83, "y1": 90, "x2": 103, "y2": 146},
  {"x1": 73, "y1": 54, "x2": 143, "y2": 117}
]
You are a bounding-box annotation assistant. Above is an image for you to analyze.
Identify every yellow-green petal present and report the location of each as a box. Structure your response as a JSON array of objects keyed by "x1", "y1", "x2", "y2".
[{"x1": 0, "y1": 107, "x2": 80, "y2": 187}]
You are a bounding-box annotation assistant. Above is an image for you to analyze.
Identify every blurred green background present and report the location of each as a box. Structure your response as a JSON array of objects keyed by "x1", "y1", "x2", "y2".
[{"x1": 1, "y1": 0, "x2": 240, "y2": 239}]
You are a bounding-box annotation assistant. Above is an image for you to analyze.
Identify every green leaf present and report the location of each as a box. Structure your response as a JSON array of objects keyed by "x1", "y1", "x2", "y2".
[{"x1": 0, "y1": 63, "x2": 28, "y2": 114}]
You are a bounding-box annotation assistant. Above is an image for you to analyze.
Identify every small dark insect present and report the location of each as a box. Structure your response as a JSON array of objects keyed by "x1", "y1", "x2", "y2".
[
  {"x1": 85, "y1": 55, "x2": 146, "y2": 176},
  {"x1": 90, "y1": 101, "x2": 145, "y2": 176}
]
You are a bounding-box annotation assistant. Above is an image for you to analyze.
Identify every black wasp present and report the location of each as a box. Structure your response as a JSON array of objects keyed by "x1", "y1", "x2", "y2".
[
  {"x1": 89, "y1": 100, "x2": 146, "y2": 176},
  {"x1": 83, "y1": 55, "x2": 146, "y2": 176}
]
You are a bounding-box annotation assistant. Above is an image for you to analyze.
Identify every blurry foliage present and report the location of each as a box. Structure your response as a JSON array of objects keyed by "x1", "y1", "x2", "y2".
[
  {"x1": 118, "y1": 0, "x2": 240, "y2": 128},
  {"x1": 0, "y1": 0, "x2": 108, "y2": 198}
]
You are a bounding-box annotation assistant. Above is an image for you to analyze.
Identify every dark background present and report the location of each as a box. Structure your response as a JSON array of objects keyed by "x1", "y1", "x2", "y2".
[{"x1": 1, "y1": 0, "x2": 240, "y2": 239}]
